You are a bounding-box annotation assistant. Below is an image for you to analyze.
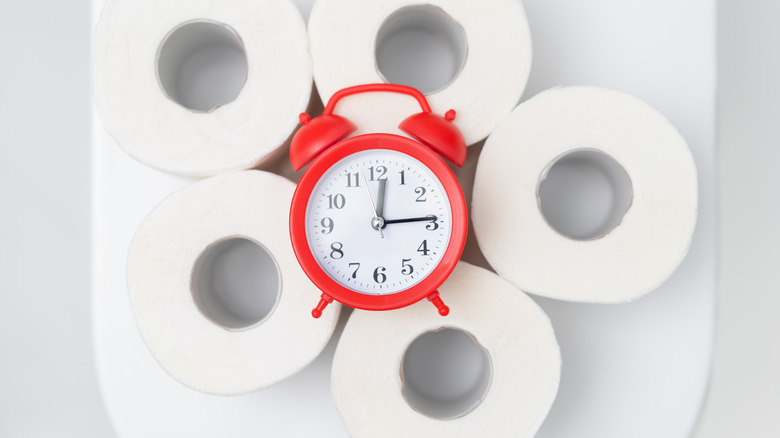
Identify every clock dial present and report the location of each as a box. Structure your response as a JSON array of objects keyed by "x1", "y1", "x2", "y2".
[{"x1": 305, "y1": 149, "x2": 452, "y2": 295}]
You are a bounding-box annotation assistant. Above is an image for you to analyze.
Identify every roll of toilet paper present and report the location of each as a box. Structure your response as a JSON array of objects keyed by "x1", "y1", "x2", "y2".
[
  {"x1": 94, "y1": 0, "x2": 311, "y2": 177},
  {"x1": 127, "y1": 171, "x2": 340, "y2": 394},
  {"x1": 473, "y1": 86, "x2": 698, "y2": 303},
  {"x1": 332, "y1": 262, "x2": 560, "y2": 438},
  {"x1": 308, "y1": 0, "x2": 531, "y2": 145}
]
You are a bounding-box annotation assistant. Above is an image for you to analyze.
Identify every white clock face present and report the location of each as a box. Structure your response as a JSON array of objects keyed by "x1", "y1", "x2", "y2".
[{"x1": 305, "y1": 149, "x2": 453, "y2": 295}]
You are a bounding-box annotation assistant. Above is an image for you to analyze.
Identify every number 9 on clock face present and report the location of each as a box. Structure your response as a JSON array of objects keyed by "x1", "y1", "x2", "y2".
[{"x1": 306, "y1": 149, "x2": 452, "y2": 295}]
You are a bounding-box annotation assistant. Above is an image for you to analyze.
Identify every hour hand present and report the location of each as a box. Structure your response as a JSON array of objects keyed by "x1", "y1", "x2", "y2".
[
  {"x1": 376, "y1": 179, "x2": 387, "y2": 218},
  {"x1": 383, "y1": 215, "x2": 437, "y2": 226},
  {"x1": 360, "y1": 170, "x2": 384, "y2": 238}
]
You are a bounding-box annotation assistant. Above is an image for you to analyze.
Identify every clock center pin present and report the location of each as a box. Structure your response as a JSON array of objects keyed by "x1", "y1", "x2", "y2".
[{"x1": 371, "y1": 216, "x2": 385, "y2": 230}]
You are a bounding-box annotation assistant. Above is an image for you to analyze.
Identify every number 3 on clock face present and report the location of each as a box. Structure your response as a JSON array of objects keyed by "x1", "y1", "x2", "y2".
[{"x1": 290, "y1": 134, "x2": 468, "y2": 312}]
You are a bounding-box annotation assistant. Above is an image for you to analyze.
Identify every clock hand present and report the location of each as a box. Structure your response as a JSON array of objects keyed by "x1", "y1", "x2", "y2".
[
  {"x1": 383, "y1": 215, "x2": 438, "y2": 226},
  {"x1": 360, "y1": 170, "x2": 384, "y2": 238},
  {"x1": 376, "y1": 178, "x2": 387, "y2": 218}
]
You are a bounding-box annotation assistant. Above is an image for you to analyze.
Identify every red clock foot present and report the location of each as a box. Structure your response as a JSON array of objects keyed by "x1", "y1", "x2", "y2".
[
  {"x1": 427, "y1": 291, "x2": 449, "y2": 316},
  {"x1": 312, "y1": 293, "x2": 334, "y2": 319}
]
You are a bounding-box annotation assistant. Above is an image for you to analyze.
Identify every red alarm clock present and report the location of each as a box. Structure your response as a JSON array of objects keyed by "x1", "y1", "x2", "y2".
[{"x1": 289, "y1": 84, "x2": 467, "y2": 319}]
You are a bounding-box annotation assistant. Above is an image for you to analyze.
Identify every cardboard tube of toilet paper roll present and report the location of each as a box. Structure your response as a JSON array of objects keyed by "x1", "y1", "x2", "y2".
[
  {"x1": 332, "y1": 262, "x2": 560, "y2": 437},
  {"x1": 308, "y1": 0, "x2": 532, "y2": 145},
  {"x1": 127, "y1": 171, "x2": 340, "y2": 395},
  {"x1": 94, "y1": 0, "x2": 311, "y2": 177},
  {"x1": 473, "y1": 86, "x2": 698, "y2": 303}
]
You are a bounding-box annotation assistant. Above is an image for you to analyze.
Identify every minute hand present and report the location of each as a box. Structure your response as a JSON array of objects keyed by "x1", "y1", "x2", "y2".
[{"x1": 383, "y1": 215, "x2": 438, "y2": 226}]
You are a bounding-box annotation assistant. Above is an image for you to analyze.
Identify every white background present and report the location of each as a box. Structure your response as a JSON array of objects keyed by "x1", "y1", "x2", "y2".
[
  {"x1": 0, "y1": 0, "x2": 777, "y2": 437},
  {"x1": 0, "y1": 1, "x2": 113, "y2": 436}
]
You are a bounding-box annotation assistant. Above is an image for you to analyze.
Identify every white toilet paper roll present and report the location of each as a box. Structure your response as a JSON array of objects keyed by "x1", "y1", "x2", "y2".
[
  {"x1": 333, "y1": 262, "x2": 560, "y2": 438},
  {"x1": 473, "y1": 86, "x2": 698, "y2": 303},
  {"x1": 94, "y1": 0, "x2": 311, "y2": 177},
  {"x1": 308, "y1": 0, "x2": 531, "y2": 145},
  {"x1": 127, "y1": 171, "x2": 340, "y2": 394}
]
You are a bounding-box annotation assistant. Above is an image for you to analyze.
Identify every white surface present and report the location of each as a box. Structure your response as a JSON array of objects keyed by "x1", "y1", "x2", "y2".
[
  {"x1": 0, "y1": 1, "x2": 114, "y2": 437},
  {"x1": 91, "y1": 1, "x2": 715, "y2": 438},
  {"x1": 694, "y1": 1, "x2": 780, "y2": 436}
]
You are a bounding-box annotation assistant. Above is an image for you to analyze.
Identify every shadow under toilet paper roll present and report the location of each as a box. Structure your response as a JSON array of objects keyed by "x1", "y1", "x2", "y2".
[
  {"x1": 127, "y1": 171, "x2": 340, "y2": 395},
  {"x1": 94, "y1": 0, "x2": 312, "y2": 177},
  {"x1": 308, "y1": 0, "x2": 532, "y2": 145},
  {"x1": 472, "y1": 86, "x2": 698, "y2": 303},
  {"x1": 332, "y1": 262, "x2": 560, "y2": 438}
]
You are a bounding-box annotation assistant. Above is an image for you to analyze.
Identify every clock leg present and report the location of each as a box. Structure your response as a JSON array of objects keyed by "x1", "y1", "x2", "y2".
[
  {"x1": 312, "y1": 293, "x2": 334, "y2": 319},
  {"x1": 426, "y1": 290, "x2": 450, "y2": 316}
]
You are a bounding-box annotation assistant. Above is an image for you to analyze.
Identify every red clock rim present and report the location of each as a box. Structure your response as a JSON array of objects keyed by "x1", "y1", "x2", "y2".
[{"x1": 289, "y1": 134, "x2": 468, "y2": 311}]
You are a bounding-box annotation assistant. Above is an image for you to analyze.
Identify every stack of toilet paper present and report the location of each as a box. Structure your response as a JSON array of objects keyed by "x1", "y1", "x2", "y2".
[{"x1": 93, "y1": 0, "x2": 698, "y2": 436}]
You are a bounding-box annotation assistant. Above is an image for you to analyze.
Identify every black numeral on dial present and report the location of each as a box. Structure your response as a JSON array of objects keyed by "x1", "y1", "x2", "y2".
[
  {"x1": 415, "y1": 187, "x2": 427, "y2": 202},
  {"x1": 417, "y1": 240, "x2": 430, "y2": 256},
  {"x1": 330, "y1": 242, "x2": 344, "y2": 259},
  {"x1": 401, "y1": 258, "x2": 414, "y2": 275},
  {"x1": 373, "y1": 266, "x2": 387, "y2": 283},
  {"x1": 369, "y1": 166, "x2": 387, "y2": 181},
  {"x1": 346, "y1": 172, "x2": 360, "y2": 187},
  {"x1": 349, "y1": 262, "x2": 360, "y2": 279},
  {"x1": 327, "y1": 193, "x2": 346, "y2": 209},
  {"x1": 321, "y1": 217, "x2": 334, "y2": 234}
]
